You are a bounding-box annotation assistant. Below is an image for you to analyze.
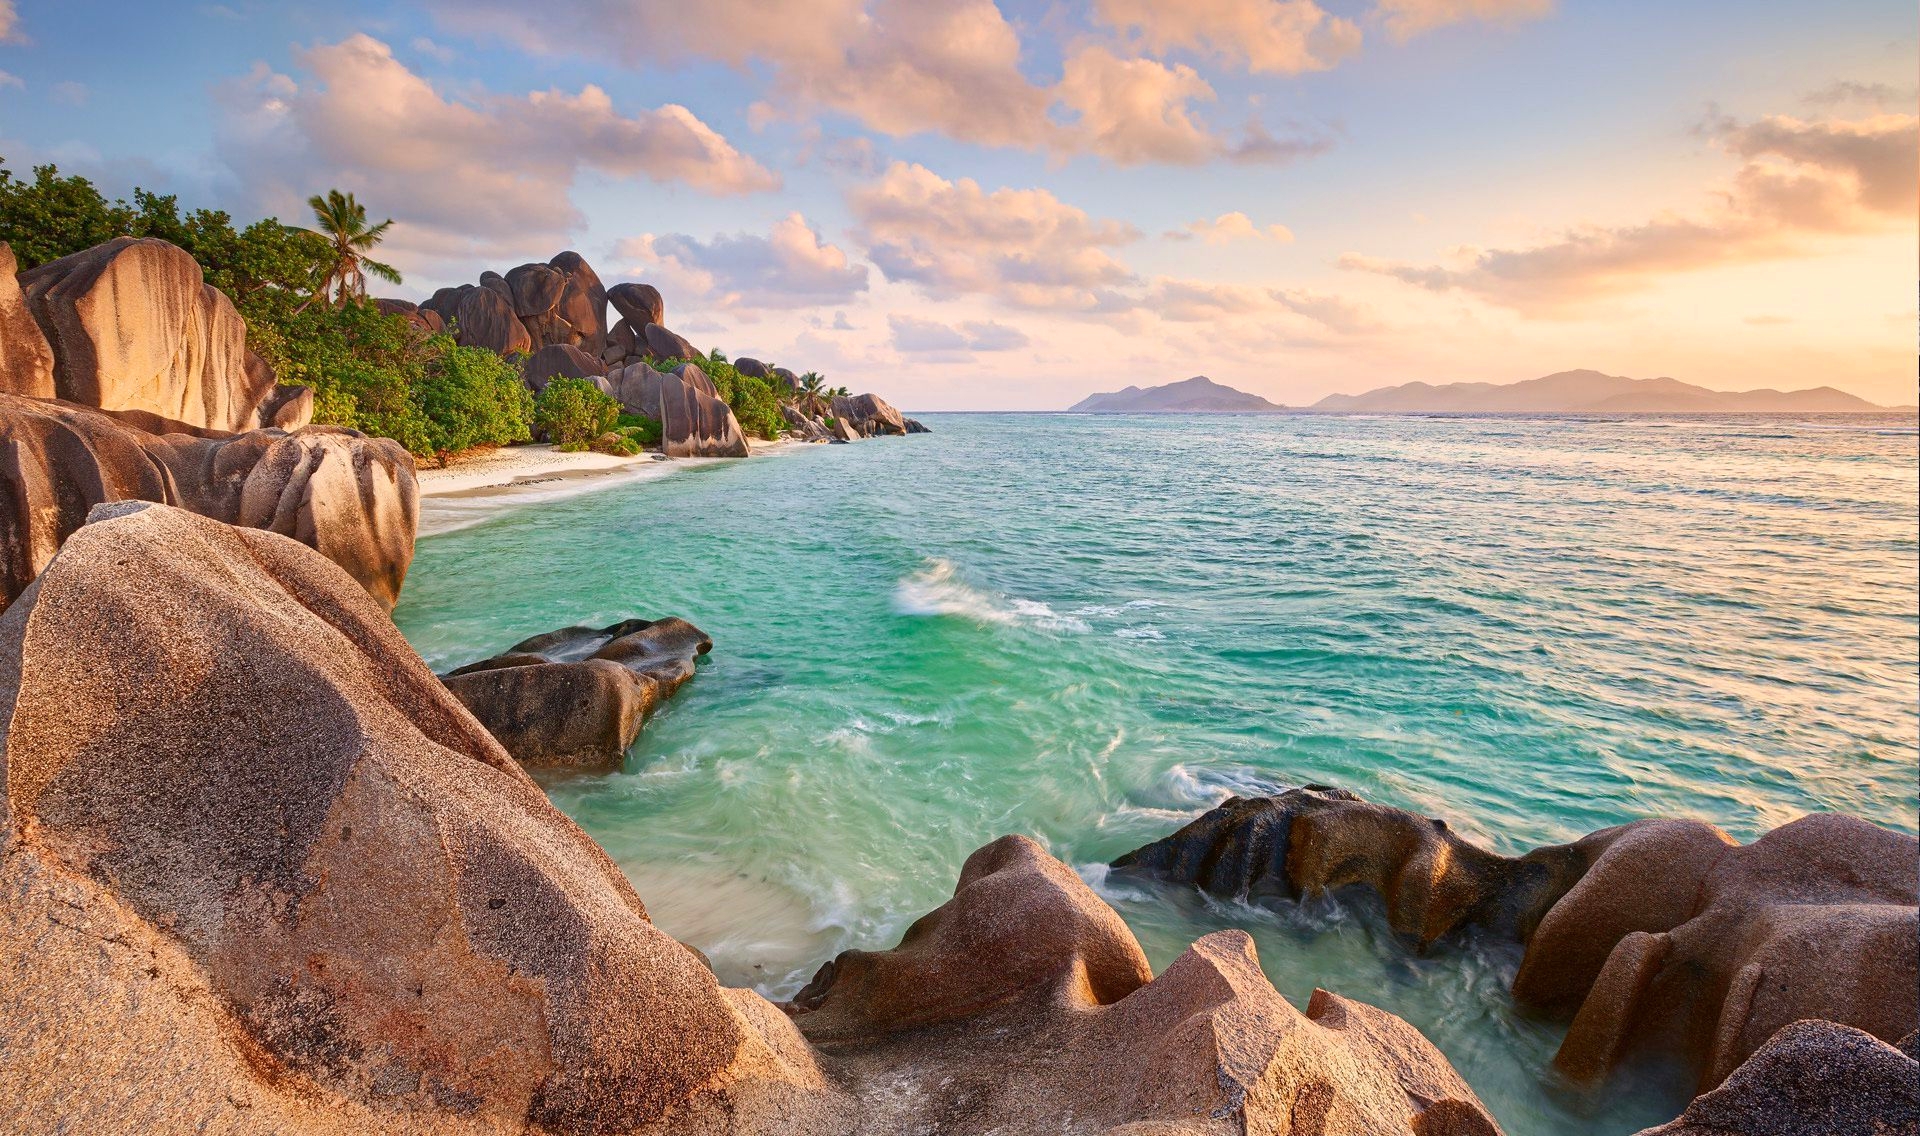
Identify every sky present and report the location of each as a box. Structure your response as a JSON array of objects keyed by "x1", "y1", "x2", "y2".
[{"x1": 0, "y1": 0, "x2": 1913, "y2": 410}]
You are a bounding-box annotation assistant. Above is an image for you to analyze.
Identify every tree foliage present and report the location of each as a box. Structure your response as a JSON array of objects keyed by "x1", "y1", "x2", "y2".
[
  {"x1": 661, "y1": 356, "x2": 785, "y2": 441},
  {"x1": 533, "y1": 377, "x2": 621, "y2": 451}
]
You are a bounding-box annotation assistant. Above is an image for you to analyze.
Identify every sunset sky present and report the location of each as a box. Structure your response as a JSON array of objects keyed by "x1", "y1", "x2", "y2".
[{"x1": 0, "y1": 0, "x2": 1913, "y2": 409}]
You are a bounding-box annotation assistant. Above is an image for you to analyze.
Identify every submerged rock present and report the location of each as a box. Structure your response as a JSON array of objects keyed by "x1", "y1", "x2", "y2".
[
  {"x1": 18, "y1": 237, "x2": 281, "y2": 432},
  {"x1": 0, "y1": 393, "x2": 417, "y2": 610},
  {"x1": 1112, "y1": 786, "x2": 1920, "y2": 1094},
  {"x1": 903, "y1": 417, "x2": 931, "y2": 433},
  {"x1": 830, "y1": 392, "x2": 907, "y2": 437},
  {"x1": 441, "y1": 618, "x2": 712, "y2": 770},
  {"x1": 790, "y1": 834, "x2": 1504, "y2": 1134},
  {"x1": 0, "y1": 503, "x2": 850, "y2": 1135}
]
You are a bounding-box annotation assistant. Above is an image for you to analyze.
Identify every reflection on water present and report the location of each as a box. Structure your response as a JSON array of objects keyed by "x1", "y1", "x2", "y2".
[{"x1": 397, "y1": 412, "x2": 1918, "y2": 1136}]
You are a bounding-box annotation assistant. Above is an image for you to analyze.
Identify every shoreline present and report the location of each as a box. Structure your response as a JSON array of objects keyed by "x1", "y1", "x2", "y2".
[{"x1": 415, "y1": 438, "x2": 815, "y2": 536}]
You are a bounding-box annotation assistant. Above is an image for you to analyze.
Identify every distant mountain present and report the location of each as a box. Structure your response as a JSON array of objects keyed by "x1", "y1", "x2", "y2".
[
  {"x1": 1311, "y1": 370, "x2": 1887, "y2": 414},
  {"x1": 1068, "y1": 376, "x2": 1286, "y2": 413}
]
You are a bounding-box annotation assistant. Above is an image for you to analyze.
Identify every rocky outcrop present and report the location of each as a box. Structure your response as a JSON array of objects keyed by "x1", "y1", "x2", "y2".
[
  {"x1": 607, "y1": 281, "x2": 663, "y2": 328},
  {"x1": 548, "y1": 252, "x2": 608, "y2": 356},
  {"x1": 734, "y1": 356, "x2": 770, "y2": 379},
  {"x1": 904, "y1": 417, "x2": 930, "y2": 433},
  {"x1": 0, "y1": 243, "x2": 54, "y2": 399},
  {"x1": 606, "y1": 362, "x2": 749, "y2": 458},
  {"x1": 519, "y1": 343, "x2": 607, "y2": 393},
  {"x1": 441, "y1": 618, "x2": 711, "y2": 770},
  {"x1": 1633, "y1": 1021, "x2": 1919, "y2": 1136},
  {"x1": 1113, "y1": 786, "x2": 1920, "y2": 1094},
  {"x1": 791, "y1": 834, "x2": 1503, "y2": 1134},
  {"x1": 0, "y1": 393, "x2": 416, "y2": 610},
  {"x1": 421, "y1": 283, "x2": 471, "y2": 328},
  {"x1": 0, "y1": 502, "x2": 849, "y2": 1135},
  {"x1": 641, "y1": 322, "x2": 699, "y2": 363},
  {"x1": 373, "y1": 297, "x2": 445, "y2": 335},
  {"x1": 781, "y1": 403, "x2": 832, "y2": 442},
  {"x1": 453, "y1": 284, "x2": 532, "y2": 357},
  {"x1": 18, "y1": 237, "x2": 289, "y2": 432},
  {"x1": 830, "y1": 392, "x2": 907, "y2": 437}
]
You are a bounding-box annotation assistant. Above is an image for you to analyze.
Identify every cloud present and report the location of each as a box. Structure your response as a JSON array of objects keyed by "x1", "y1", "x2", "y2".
[
  {"x1": 50, "y1": 81, "x2": 88, "y2": 107},
  {"x1": 0, "y1": 1, "x2": 23, "y2": 45},
  {"x1": 1802, "y1": 81, "x2": 1908, "y2": 110},
  {"x1": 214, "y1": 35, "x2": 776, "y2": 260},
  {"x1": 1091, "y1": 0, "x2": 1360, "y2": 74},
  {"x1": 849, "y1": 161, "x2": 1140, "y2": 309},
  {"x1": 890, "y1": 314, "x2": 1031, "y2": 352},
  {"x1": 410, "y1": 37, "x2": 457, "y2": 63},
  {"x1": 1168, "y1": 211, "x2": 1295, "y2": 243},
  {"x1": 430, "y1": 0, "x2": 1331, "y2": 167},
  {"x1": 1372, "y1": 0, "x2": 1553, "y2": 40},
  {"x1": 617, "y1": 213, "x2": 869, "y2": 310},
  {"x1": 1340, "y1": 109, "x2": 1917, "y2": 314},
  {"x1": 0, "y1": 70, "x2": 20, "y2": 91}
]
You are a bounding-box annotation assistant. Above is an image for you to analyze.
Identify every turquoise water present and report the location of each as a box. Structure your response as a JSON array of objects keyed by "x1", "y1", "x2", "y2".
[{"x1": 395, "y1": 413, "x2": 1919, "y2": 1135}]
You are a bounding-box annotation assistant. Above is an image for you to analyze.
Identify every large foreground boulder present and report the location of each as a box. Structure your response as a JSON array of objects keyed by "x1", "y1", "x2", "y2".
[
  {"x1": 441, "y1": 618, "x2": 712, "y2": 770},
  {"x1": 790, "y1": 835, "x2": 1503, "y2": 1134},
  {"x1": 0, "y1": 393, "x2": 417, "y2": 609},
  {"x1": 830, "y1": 392, "x2": 907, "y2": 437},
  {"x1": 17, "y1": 237, "x2": 283, "y2": 432},
  {"x1": 606, "y1": 362, "x2": 749, "y2": 458},
  {"x1": 1114, "y1": 787, "x2": 1920, "y2": 1095},
  {"x1": 0, "y1": 503, "x2": 850, "y2": 1135}
]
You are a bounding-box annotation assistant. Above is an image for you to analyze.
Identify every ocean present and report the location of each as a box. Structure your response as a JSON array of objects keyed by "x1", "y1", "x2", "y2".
[{"x1": 394, "y1": 412, "x2": 1919, "y2": 1135}]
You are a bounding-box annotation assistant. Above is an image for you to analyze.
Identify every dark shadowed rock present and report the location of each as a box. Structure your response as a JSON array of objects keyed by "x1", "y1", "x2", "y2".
[
  {"x1": 607, "y1": 281, "x2": 663, "y2": 327},
  {"x1": 421, "y1": 284, "x2": 471, "y2": 328},
  {"x1": 770, "y1": 365, "x2": 798, "y2": 389},
  {"x1": 1633, "y1": 1020, "x2": 1919, "y2": 1135},
  {"x1": 0, "y1": 243, "x2": 54, "y2": 398},
  {"x1": 781, "y1": 403, "x2": 831, "y2": 442},
  {"x1": 790, "y1": 835, "x2": 1504, "y2": 1134},
  {"x1": 20, "y1": 237, "x2": 276, "y2": 432},
  {"x1": 373, "y1": 297, "x2": 446, "y2": 336},
  {"x1": 549, "y1": 252, "x2": 608, "y2": 356},
  {"x1": 641, "y1": 322, "x2": 698, "y2": 362},
  {"x1": 0, "y1": 503, "x2": 849, "y2": 1134},
  {"x1": 605, "y1": 362, "x2": 749, "y2": 458},
  {"x1": 609, "y1": 317, "x2": 639, "y2": 359},
  {"x1": 478, "y1": 269, "x2": 513, "y2": 301},
  {"x1": 0, "y1": 394, "x2": 416, "y2": 610},
  {"x1": 519, "y1": 343, "x2": 607, "y2": 393},
  {"x1": 259, "y1": 382, "x2": 315, "y2": 429},
  {"x1": 734, "y1": 356, "x2": 770, "y2": 379},
  {"x1": 442, "y1": 618, "x2": 711, "y2": 770},
  {"x1": 1113, "y1": 787, "x2": 1920, "y2": 1093},
  {"x1": 831, "y1": 392, "x2": 907, "y2": 437},
  {"x1": 505, "y1": 262, "x2": 569, "y2": 319},
  {"x1": 453, "y1": 285, "x2": 532, "y2": 357},
  {"x1": 903, "y1": 417, "x2": 930, "y2": 433}
]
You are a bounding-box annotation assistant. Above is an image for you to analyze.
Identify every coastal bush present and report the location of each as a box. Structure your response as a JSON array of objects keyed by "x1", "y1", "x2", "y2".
[
  {"x1": 0, "y1": 158, "x2": 525, "y2": 463},
  {"x1": 660, "y1": 356, "x2": 785, "y2": 441},
  {"x1": 616, "y1": 413, "x2": 663, "y2": 447},
  {"x1": 535, "y1": 377, "x2": 620, "y2": 451}
]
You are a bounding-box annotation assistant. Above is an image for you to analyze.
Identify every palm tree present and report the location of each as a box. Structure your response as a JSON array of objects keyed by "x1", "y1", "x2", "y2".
[
  {"x1": 708, "y1": 347, "x2": 729, "y2": 364},
  {"x1": 298, "y1": 189, "x2": 400, "y2": 306},
  {"x1": 797, "y1": 371, "x2": 830, "y2": 418}
]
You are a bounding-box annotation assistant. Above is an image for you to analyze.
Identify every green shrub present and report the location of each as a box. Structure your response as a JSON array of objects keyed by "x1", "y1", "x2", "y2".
[
  {"x1": 416, "y1": 341, "x2": 533, "y2": 456},
  {"x1": 534, "y1": 377, "x2": 620, "y2": 450},
  {"x1": 615, "y1": 413, "x2": 663, "y2": 447}
]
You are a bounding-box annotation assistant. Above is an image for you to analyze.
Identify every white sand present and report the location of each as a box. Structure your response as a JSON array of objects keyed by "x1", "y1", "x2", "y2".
[{"x1": 414, "y1": 439, "x2": 820, "y2": 536}]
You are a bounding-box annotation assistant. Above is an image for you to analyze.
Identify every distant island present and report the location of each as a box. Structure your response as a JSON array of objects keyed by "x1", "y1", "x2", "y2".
[
  {"x1": 1310, "y1": 369, "x2": 1889, "y2": 414},
  {"x1": 1068, "y1": 376, "x2": 1287, "y2": 413}
]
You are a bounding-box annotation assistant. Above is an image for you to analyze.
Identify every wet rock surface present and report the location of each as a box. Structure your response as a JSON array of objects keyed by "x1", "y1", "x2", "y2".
[{"x1": 441, "y1": 618, "x2": 712, "y2": 770}]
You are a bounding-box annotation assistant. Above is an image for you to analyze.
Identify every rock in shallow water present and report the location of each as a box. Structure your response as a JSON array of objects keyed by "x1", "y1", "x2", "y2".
[
  {"x1": 1112, "y1": 786, "x2": 1920, "y2": 1096},
  {"x1": 441, "y1": 618, "x2": 712, "y2": 770}
]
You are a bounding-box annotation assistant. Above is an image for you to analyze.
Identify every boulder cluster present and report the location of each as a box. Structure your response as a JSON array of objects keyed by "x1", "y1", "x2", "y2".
[
  {"x1": 390, "y1": 252, "x2": 926, "y2": 458},
  {"x1": 1, "y1": 502, "x2": 1503, "y2": 1135},
  {"x1": 0, "y1": 239, "x2": 417, "y2": 611},
  {"x1": 1112, "y1": 785, "x2": 1919, "y2": 1119}
]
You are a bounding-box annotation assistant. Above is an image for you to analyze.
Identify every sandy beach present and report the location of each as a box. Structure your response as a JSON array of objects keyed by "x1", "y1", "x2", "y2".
[{"x1": 415, "y1": 439, "x2": 815, "y2": 536}]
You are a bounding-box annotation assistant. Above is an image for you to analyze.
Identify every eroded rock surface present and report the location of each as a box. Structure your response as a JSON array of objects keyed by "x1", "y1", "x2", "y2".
[
  {"x1": 441, "y1": 618, "x2": 712, "y2": 770},
  {"x1": 830, "y1": 392, "x2": 907, "y2": 437},
  {"x1": 18, "y1": 237, "x2": 279, "y2": 431},
  {"x1": 1113, "y1": 787, "x2": 1920, "y2": 1094},
  {"x1": 607, "y1": 281, "x2": 663, "y2": 328},
  {"x1": 0, "y1": 503, "x2": 849, "y2": 1136},
  {"x1": 790, "y1": 834, "x2": 1504, "y2": 1135},
  {"x1": 0, "y1": 243, "x2": 54, "y2": 399},
  {"x1": 606, "y1": 361, "x2": 749, "y2": 457},
  {"x1": 1632, "y1": 1021, "x2": 1920, "y2": 1136},
  {"x1": 0, "y1": 393, "x2": 416, "y2": 609},
  {"x1": 454, "y1": 284, "x2": 532, "y2": 357},
  {"x1": 520, "y1": 342, "x2": 607, "y2": 392}
]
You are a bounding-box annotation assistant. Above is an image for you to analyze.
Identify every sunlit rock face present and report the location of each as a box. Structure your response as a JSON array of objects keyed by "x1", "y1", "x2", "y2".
[
  {"x1": 605, "y1": 361, "x2": 749, "y2": 458},
  {"x1": 17, "y1": 237, "x2": 287, "y2": 433},
  {"x1": 1113, "y1": 786, "x2": 1920, "y2": 1093}
]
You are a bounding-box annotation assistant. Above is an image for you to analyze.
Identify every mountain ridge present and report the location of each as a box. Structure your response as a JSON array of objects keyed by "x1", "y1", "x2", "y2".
[
  {"x1": 1310, "y1": 370, "x2": 1889, "y2": 413},
  {"x1": 1067, "y1": 376, "x2": 1287, "y2": 413}
]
